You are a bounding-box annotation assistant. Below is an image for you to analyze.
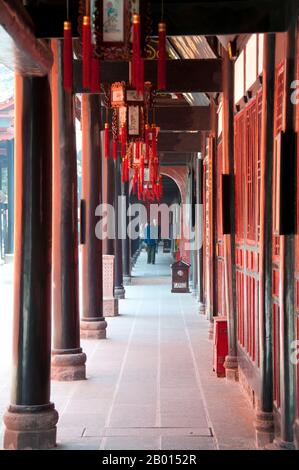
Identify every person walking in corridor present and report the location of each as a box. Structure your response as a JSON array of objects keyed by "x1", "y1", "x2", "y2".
[{"x1": 144, "y1": 221, "x2": 157, "y2": 264}]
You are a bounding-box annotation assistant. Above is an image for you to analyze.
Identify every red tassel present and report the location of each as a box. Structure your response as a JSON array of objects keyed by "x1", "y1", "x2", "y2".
[
  {"x1": 83, "y1": 16, "x2": 91, "y2": 89},
  {"x1": 132, "y1": 167, "x2": 137, "y2": 194},
  {"x1": 132, "y1": 14, "x2": 141, "y2": 89},
  {"x1": 126, "y1": 157, "x2": 130, "y2": 182},
  {"x1": 121, "y1": 124, "x2": 126, "y2": 158},
  {"x1": 91, "y1": 46, "x2": 100, "y2": 93},
  {"x1": 122, "y1": 158, "x2": 126, "y2": 183},
  {"x1": 63, "y1": 21, "x2": 73, "y2": 91},
  {"x1": 145, "y1": 124, "x2": 150, "y2": 163},
  {"x1": 104, "y1": 123, "x2": 110, "y2": 159},
  {"x1": 112, "y1": 138, "x2": 118, "y2": 160},
  {"x1": 140, "y1": 154, "x2": 144, "y2": 183},
  {"x1": 135, "y1": 141, "x2": 140, "y2": 163},
  {"x1": 158, "y1": 22, "x2": 166, "y2": 90},
  {"x1": 152, "y1": 125, "x2": 157, "y2": 159},
  {"x1": 138, "y1": 57, "x2": 144, "y2": 95}
]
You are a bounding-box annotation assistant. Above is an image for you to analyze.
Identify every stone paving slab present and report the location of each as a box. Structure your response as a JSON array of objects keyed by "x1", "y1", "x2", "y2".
[{"x1": 0, "y1": 251, "x2": 256, "y2": 450}]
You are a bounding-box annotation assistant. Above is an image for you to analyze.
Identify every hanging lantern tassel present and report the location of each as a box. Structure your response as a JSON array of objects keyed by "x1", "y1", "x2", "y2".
[
  {"x1": 83, "y1": 15, "x2": 91, "y2": 89},
  {"x1": 139, "y1": 57, "x2": 144, "y2": 95},
  {"x1": 145, "y1": 124, "x2": 150, "y2": 162},
  {"x1": 140, "y1": 154, "x2": 145, "y2": 184},
  {"x1": 112, "y1": 138, "x2": 118, "y2": 160},
  {"x1": 132, "y1": 14, "x2": 141, "y2": 89},
  {"x1": 133, "y1": 167, "x2": 138, "y2": 194},
  {"x1": 63, "y1": 21, "x2": 73, "y2": 91},
  {"x1": 91, "y1": 45, "x2": 100, "y2": 93},
  {"x1": 152, "y1": 124, "x2": 157, "y2": 158},
  {"x1": 125, "y1": 156, "x2": 129, "y2": 182},
  {"x1": 121, "y1": 124, "x2": 126, "y2": 158},
  {"x1": 158, "y1": 22, "x2": 166, "y2": 90},
  {"x1": 122, "y1": 158, "x2": 126, "y2": 183},
  {"x1": 104, "y1": 123, "x2": 110, "y2": 159}
]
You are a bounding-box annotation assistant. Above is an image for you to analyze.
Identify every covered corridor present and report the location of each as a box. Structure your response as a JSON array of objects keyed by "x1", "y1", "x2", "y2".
[
  {"x1": 1, "y1": 0, "x2": 299, "y2": 454},
  {"x1": 0, "y1": 250, "x2": 255, "y2": 450}
]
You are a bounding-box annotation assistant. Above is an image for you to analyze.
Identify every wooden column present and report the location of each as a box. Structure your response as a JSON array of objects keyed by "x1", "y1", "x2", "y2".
[
  {"x1": 197, "y1": 135, "x2": 205, "y2": 312},
  {"x1": 51, "y1": 40, "x2": 86, "y2": 380},
  {"x1": 102, "y1": 137, "x2": 115, "y2": 256},
  {"x1": 222, "y1": 50, "x2": 238, "y2": 381},
  {"x1": 255, "y1": 33, "x2": 276, "y2": 448},
  {"x1": 6, "y1": 138, "x2": 14, "y2": 255},
  {"x1": 122, "y1": 181, "x2": 131, "y2": 284},
  {"x1": 80, "y1": 95, "x2": 107, "y2": 339},
  {"x1": 275, "y1": 19, "x2": 297, "y2": 449},
  {"x1": 114, "y1": 156, "x2": 125, "y2": 299},
  {"x1": 3, "y1": 75, "x2": 58, "y2": 449}
]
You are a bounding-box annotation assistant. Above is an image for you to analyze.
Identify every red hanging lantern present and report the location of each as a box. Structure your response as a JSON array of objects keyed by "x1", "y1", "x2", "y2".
[
  {"x1": 132, "y1": 14, "x2": 141, "y2": 90},
  {"x1": 63, "y1": 21, "x2": 73, "y2": 91},
  {"x1": 83, "y1": 15, "x2": 91, "y2": 89},
  {"x1": 104, "y1": 123, "x2": 110, "y2": 159},
  {"x1": 158, "y1": 22, "x2": 167, "y2": 90}
]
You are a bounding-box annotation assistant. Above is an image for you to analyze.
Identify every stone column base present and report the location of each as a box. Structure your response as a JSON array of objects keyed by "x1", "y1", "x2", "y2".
[
  {"x1": 114, "y1": 286, "x2": 125, "y2": 299},
  {"x1": 255, "y1": 410, "x2": 274, "y2": 448},
  {"x1": 265, "y1": 437, "x2": 295, "y2": 450},
  {"x1": 103, "y1": 298, "x2": 119, "y2": 317},
  {"x1": 80, "y1": 318, "x2": 107, "y2": 339},
  {"x1": 224, "y1": 355, "x2": 239, "y2": 381},
  {"x1": 51, "y1": 350, "x2": 86, "y2": 381},
  {"x1": 3, "y1": 404, "x2": 58, "y2": 450},
  {"x1": 198, "y1": 302, "x2": 205, "y2": 314},
  {"x1": 293, "y1": 418, "x2": 299, "y2": 449}
]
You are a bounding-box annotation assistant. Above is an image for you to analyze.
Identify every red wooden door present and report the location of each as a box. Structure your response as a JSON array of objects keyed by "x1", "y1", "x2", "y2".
[
  {"x1": 216, "y1": 140, "x2": 226, "y2": 316},
  {"x1": 234, "y1": 93, "x2": 262, "y2": 370}
]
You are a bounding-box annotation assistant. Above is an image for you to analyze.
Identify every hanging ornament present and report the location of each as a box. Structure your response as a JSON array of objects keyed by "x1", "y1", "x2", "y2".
[
  {"x1": 63, "y1": 20, "x2": 73, "y2": 91},
  {"x1": 83, "y1": 14, "x2": 91, "y2": 89},
  {"x1": 112, "y1": 138, "x2": 118, "y2": 160},
  {"x1": 140, "y1": 153, "x2": 145, "y2": 184},
  {"x1": 91, "y1": 45, "x2": 100, "y2": 93},
  {"x1": 145, "y1": 124, "x2": 150, "y2": 162},
  {"x1": 158, "y1": 22, "x2": 167, "y2": 90},
  {"x1": 104, "y1": 123, "x2": 110, "y2": 159},
  {"x1": 132, "y1": 14, "x2": 141, "y2": 90},
  {"x1": 121, "y1": 123, "x2": 126, "y2": 158}
]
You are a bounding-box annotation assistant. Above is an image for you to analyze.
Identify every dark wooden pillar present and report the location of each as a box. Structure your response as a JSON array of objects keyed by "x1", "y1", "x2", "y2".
[
  {"x1": 222, "y1": 50, "x2": 238, "y2": 381},
  {"x1": 3, "y1": 74, "x2": 58, "y2": 449},
  {"x1": 102, "y1": 137, "x2": 115, "y2": 256},
  {"x1": 255, "y1": 33, "x2": 276, "y2": 448},
  {"x1": 80, "y1": 94, "x2": 107, "y2": 339},
  {"x1": 51, "y1": 40, "x2": 86, "y2": 380},
  {"x1": 114, "y1": 156, "x2": 125, "y2": 299},
  {"x1": 276, "y1": 19, "x2": 296, "y2": 449},
  {"x1": 197, "y1": 136, "x2": 205, "y2": 312},
  {"x1": 122, "y1": 181, "x2": 131, "y2": 284},
  {"x1": 6, "y1": 139, "x2": 14, "y2": 255}
]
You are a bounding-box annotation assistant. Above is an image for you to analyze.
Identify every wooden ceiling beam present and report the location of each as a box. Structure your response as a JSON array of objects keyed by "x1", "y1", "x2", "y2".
[
  {"x1": 0, "y1": 0, "x2": 53, "y2": 76},
  {"x1": 74, "y1": 59, "x2": 222, "y2": 93},
  {"x1": 158, "y1": 133, "x2": 201, "y2": 153},
  {"x1": 25, "y1": 0, "x2": 292, "y2": 37}
]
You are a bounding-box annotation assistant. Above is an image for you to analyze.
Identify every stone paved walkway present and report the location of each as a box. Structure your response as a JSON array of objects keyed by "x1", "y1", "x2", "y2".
[{"x1": 0, "y1": 250, "x2": 256, "y2": 450}]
